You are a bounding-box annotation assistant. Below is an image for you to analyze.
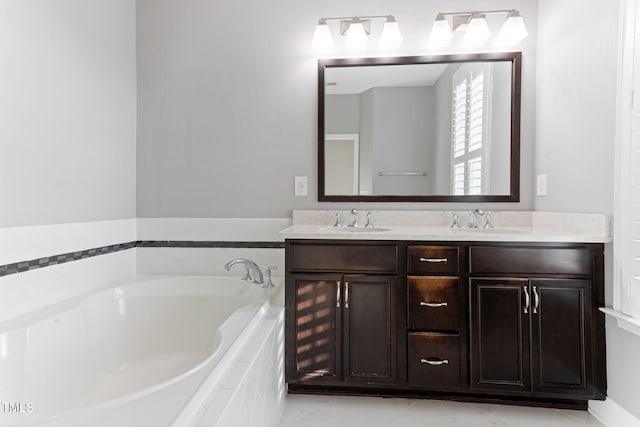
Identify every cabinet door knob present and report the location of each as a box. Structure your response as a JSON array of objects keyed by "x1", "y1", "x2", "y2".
[
  {"x1": 533, "y1": 285, "x2": 540, "y2": 314},
  {"x1": 336, "y1": 280, "x2": 341, "y2": 308},
  {"x1": 419, "y1": 257, "x2": 448, "y2": 263},
  {"x1": 421, "y1": 358, "x2": 449, "y2": 366},
  {"x1": 420, "y1": 302, "x2": 448, "y2": 308},
  {"x1": 523, "y1": 286, "x2": 530, "y2": 314}
]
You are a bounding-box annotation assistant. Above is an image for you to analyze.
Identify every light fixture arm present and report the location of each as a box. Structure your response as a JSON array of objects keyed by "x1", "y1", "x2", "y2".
[
  {"x1": 318, "y1": 14, "x2": 397, "y2": 23},
  {"x1": 438, "y1": 9, "x2": 518, "y2": 18}
]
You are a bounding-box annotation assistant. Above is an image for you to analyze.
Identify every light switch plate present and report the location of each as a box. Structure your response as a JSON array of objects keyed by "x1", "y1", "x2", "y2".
[
  {"x1": 294, "y1": 176, "x2": 308, "y2": 196},
  {"x1": 536, "y1": 174, "x2": 548, "y2": 196}
]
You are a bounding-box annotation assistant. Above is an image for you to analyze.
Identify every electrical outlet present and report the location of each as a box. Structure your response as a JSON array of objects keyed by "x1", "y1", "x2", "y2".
[
  {"x1": 294, "y1": 176, "x2": 308, "y2": 196},
  {"x1": 536, "y1": 174, "x2": 548, "y2": 196}
]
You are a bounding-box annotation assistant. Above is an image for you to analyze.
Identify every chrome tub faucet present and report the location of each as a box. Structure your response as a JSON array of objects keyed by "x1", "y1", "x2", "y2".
[{"x1": 224, "y1": 258, "x2": 264, "y2": 285}]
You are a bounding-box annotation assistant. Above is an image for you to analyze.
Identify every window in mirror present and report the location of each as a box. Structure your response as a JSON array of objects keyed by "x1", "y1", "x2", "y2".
[{"x1": 451, "y1": 63, "x2": 491, "y2": 195}]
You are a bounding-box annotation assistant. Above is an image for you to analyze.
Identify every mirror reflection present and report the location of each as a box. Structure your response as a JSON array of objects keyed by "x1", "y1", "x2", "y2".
[{"x1": 319, "y1": 53, "x2": 521, "y2": 202}]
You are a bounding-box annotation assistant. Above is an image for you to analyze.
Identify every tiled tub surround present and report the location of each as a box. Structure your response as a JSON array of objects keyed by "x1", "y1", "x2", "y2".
[
  {"x1": 0, "y1": 276, "x2": 284, "y2": 427},
  {"x1": 0, "y1": 218, "x2": 288, "y2": 426}
]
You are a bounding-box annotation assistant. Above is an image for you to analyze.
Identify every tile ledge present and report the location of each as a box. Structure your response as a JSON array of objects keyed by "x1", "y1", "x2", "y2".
[{"x1": 600, "y1": 308, "x2": 640, "y2": 337}]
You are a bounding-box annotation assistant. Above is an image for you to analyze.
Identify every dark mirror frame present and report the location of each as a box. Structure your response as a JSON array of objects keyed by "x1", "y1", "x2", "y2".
[{"x1": 318, "y1": 52, "x2": 522, "y2": 203}]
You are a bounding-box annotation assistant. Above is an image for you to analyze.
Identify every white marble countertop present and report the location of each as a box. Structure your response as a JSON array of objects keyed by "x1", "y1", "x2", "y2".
[
  {"x1": 279, "y1": 210, "x2": 612, "y2": 243},
  {"x1": 278, "y1": 224, "x2": 610, "y2": 243}
]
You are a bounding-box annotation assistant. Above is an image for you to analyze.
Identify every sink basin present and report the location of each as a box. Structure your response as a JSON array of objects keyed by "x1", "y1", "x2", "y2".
[
  {"x1": 321, "y1": 226, "x2": 391, "y2": 233},
  {"x1": 457, "y1": 227, "x2": 529, "y2": 234}
]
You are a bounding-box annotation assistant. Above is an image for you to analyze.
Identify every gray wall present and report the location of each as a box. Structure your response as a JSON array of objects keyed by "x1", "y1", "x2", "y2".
[
  {"x1": 0, "y1": 0, "x2": 137, "y2": 227},
  {"x1": 433, "y1": 64, "x2": 458, "y2": 194},
  {"x1": 325, "y1": 95, "x2": 360, "y2": 135},
  {"x1": 371, "y1": 86, "x2": 434, "y2": 195},
  {"x1": 535, "y1": 0, "x2": 616, "y2": 214},
  {"x1": 136, "y1": 0, "x2": 539, "y2": 217},
  {"x1": 535, "y1": 0, "x2": 640, "y2": 420}
]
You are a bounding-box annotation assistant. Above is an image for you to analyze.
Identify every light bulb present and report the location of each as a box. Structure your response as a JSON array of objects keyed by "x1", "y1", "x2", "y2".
[
  {"x1": 427, "y1": 14, "x2": 452, "y2": 48},
  {"x1": 497, "y1": 10, "x2": 528, "y2": 45},
  {"x1": 464, "y1": 13, "x2": 490, "y2": 46},
  {"x1": 379, "y1": 16, "x2": 402, "y2": 50},
  {"x1": 312, "y1": 19, "x2": 333, "y2": 51},
  {"x1": 346, "y1": 20, "x2": 368, "y2": 51}
]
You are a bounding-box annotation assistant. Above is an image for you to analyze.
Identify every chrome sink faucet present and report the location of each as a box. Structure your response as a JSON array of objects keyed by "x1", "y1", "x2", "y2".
[
  {"x1": 224, "y1": 258, "x2": 264, "y2": 285},
  {"x1": 347, "y1": 209, "x2": 358, "y2": 227},
  {"x1": 468, "y1": 209, "x2": 485, "y2": 228}
]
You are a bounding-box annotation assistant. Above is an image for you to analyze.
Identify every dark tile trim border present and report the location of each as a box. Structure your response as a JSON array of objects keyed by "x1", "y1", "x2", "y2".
[
  {"x1": 136, "y1": 241, "x2": 285, "y2": 249},
  {"x1": 0, "y1": 241, "x2": 284, "y2": 278}
]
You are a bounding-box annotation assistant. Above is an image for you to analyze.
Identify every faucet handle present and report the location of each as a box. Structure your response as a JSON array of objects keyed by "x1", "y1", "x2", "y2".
[
  {"x1": 241, "y1": 265, "x2": 252, "y2": 282},
  {"x1": 332, "y1": 211, "x2": 343, "y2": 227},
  {"x1": 483, "y1": 212, "x2": 494, "y2": 229},
  {"x1": 365, "y1": 211, "x2": 379, "y2": 227},
  {"x1": 264, "y1": 266, "x2": 277, "y2": 288},
  {"x1": 447, "y1": 211, "x2": 461, "y2": 229}
]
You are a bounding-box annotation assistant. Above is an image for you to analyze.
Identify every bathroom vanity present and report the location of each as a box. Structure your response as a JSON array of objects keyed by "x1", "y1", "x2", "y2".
[{"x1": 281, "y1": 212, "x2": 609, "y2": 409}]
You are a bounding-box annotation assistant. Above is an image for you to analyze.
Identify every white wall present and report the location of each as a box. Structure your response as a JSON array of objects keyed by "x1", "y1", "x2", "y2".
[
  {"x1": 136, "y1": 0, "x2": 539, "y2": 218},
  {"x1": 535, "y1": 0, "x2": 640, "y2": 422},
  {"x1": 0, "y1": 0, "x2": 137, "y2": 227}
]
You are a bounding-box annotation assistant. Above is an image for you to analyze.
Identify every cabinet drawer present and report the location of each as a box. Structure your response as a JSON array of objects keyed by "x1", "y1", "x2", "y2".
[
  {"x1": 289, "y1": 243, "x2": 397, "y2": 273},
  {"x1": 469, "y1": 246, "x2": 591, "y2": 276},
  {"x1": 408, "y1": 246, "x2": 459, "y2": 275},
  {"x1": 408, "y1": 333, "x2": 460, "y2": 387},
  {"x1": 408, "y1": 277, "x2": 460, "y2": 331}
]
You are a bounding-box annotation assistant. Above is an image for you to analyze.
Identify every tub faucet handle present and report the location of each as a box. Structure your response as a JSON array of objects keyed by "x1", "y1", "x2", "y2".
[
  {"x1": 264, "y1": 266, "x2": 277, "y2": 288},
  {"x1": 241, "y1": 265, "x2": 252, "y2": 281}
]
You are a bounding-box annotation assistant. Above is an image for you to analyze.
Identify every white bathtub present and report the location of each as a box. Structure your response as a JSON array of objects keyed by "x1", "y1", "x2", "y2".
[{"x1": 0, "y1": 276, "x2": 283, "y2": 427}]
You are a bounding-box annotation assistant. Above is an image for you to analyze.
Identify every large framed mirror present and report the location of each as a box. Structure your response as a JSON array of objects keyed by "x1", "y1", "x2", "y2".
[{"x1": 318, "y1": 52, "x2": 521, "y2": 202}]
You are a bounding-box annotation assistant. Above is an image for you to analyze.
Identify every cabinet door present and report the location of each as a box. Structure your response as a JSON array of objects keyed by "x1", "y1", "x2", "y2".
[
  {"x1": 342, "y1": 274, "x2": 398, "y2": 383},
  {"x1": 530, "y1": 279, "x2": 592, "y2": 395},
  {"x1": 287, "y1": 273, "x2": 342, "y2": 382},
  {"x1": 471, "y1": 278, "x2": 530, "y2": 392}
]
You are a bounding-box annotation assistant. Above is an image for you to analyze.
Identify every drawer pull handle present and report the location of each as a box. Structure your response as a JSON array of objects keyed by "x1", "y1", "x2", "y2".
[
  {"x1": 420, "y1": 302, "x2": 448, "y2": 308},
  {"x1": 419, "y1": 257, "x2": 448, "y2": 263},
  {"x1": 421, "y1": 358, "x2": 449, "y2": 366},
  {"x1": 336, "y1": 281, "x2": 341, "y2": 308}
]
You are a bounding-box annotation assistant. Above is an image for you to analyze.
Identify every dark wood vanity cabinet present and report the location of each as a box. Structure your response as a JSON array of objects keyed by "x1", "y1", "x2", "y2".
[
  {"x1": 469, "y1": 245, "x2": 606, "y2": 401},
  {"x1": 285, "y1": 239, "x2": 606, "y2": 408},
  {"x1": 285, "y1": 242, "x2": 401, "y2": 386}
]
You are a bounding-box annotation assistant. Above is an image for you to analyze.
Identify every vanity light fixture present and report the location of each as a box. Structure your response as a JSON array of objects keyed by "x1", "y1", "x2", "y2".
[
  {"x1": 497, "y1": 10, "x2": 529, "y2": 45},
  {"x1": 427, "y1": 14, "x2": 453, "y2": 48},
  {"x1": 428, "y1": 9, "x2": 528, "y2": 48},
  {"x1": 312, "y1": 15, "x2": 402, "y2": 52},
  {"x1": 464, "y1": 12, "x2": 491, "y2": 46}
]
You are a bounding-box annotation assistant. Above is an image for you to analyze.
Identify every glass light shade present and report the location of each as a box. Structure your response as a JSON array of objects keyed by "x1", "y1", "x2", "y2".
[
  {"x1": 497, "y1": 12, "x2": 528, "y2": 45},
  {"x1": 379, "y1": 20, "x2": 403, "y2": 50},
  {"x1": 428, "y1": 16, "x2": 453, "y2": 48},
  {"x1": 312, "y1": 21, "x2": 333, "y2": 51},
  {"x1": 345, "y1": 22, "x2": 368, "y2": 51},
  {"x1": 464, "y1": 13, "x2": 491, "y2": 46}
]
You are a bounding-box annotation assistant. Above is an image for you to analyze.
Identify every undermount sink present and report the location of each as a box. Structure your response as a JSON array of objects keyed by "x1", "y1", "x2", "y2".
[
  {"x1": 457, "y1": 227, "x2": 529, "y2": 234},
  {"x1": 321, "y1": 226, "x2": 391, "y2": 233}
]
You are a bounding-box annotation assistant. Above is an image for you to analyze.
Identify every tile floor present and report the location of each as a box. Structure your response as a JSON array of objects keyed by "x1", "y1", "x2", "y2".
[{"x1": 279, "y1": 394, "x2": 606, "y2": 427}]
